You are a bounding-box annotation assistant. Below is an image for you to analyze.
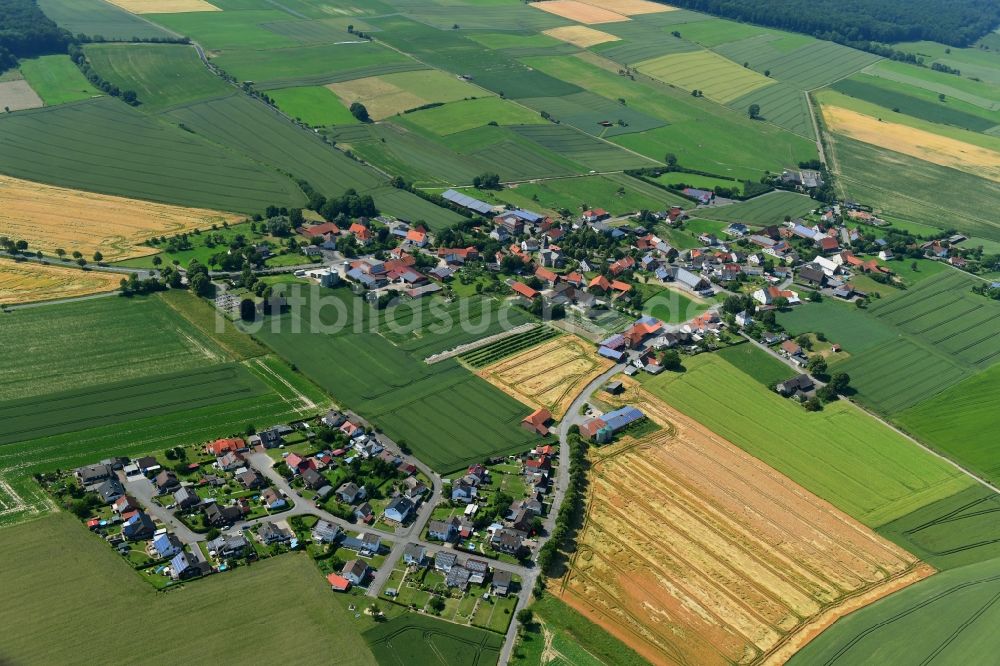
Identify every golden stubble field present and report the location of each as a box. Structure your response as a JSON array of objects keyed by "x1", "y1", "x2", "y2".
[
  {"x1": 543, "y1": 26, "x2": 621, "y2": 48},
  {"x1": 822, "y1": 105, "x2": 1000, "y2": 183},
  {"x1": 553, "y1": 379, "x2": 932, "y2": 666},
  {"x1": 0, "y1": 175, "x2": 242, "y2": 261},
  {"x1": 477, "y1": 336, "x2": 613, "y2": 418},
  {"x1": 104, "y1": 0, "x2": 221, "y2": 12},
  {"x1": 0, "y1": 258, "x2": 123, "y2": 305}
]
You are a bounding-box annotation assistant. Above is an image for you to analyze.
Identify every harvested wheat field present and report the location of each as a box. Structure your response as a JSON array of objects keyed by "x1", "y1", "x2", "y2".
[
  {"x1": 327, "y1": 70, "x2": 481, "y2": 120},
  {"x1": 0, "y1": 80, "x2": 44, "y2": 112},
  {"x1": 822, "y1": 105, "x2": 1000, "y2": 182},
  {"x1": 0, "y1": 175, "x2": 241, "y2": 261},
  {"x1": 572, "y1": 0, "x2": 675, "y2": 15},
  {"x1": 0, "y1": 259, "x2": 122, "y2": 305},
  {"x1": 105, "y1": 0, "x2": 220, "y2": 12},
  {"x1": 553, "y1": 380, "x2": 932, "y2": 666},
  {"x1": 478, "y1": 336, "x2": 613, "y2": 418},
  {"x1": 532, "y1": 0, "x2": 629, "y2": 24},
  {"x1": 543, "y1": 26, "x2": 620, "y2": 48}
]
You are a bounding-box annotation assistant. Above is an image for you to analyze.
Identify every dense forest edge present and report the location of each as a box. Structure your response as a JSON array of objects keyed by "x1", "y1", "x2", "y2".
[
  {"x1": 0, "y1": 0, "x2": 69, "y2": 72},
  {"x1": 662, "y1": 0, "x2": 1000, "y2": 48}
]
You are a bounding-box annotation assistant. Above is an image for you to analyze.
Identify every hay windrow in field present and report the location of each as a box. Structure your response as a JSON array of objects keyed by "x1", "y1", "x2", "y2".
[
  {"x1": 543, "y1": 25, "x2": 620, "y2": 48},
  {"x1": 0, "y1": 174, "x2": 242, "y2": 261},
  {"x1": 106, "y1": 0, "x2": 220, "y2": 12},
  {"x1": 555, "y1": 380, "x2": 931, "y2": 665},
  {"x1": 477, "y1": 335, "x2": 612, "y2": 418},
  {"x1": 532, "y1": 0, "x2": 630, "y2": 24},
  {"x1": 0, "y1": 258, "x2": 122, "y2": 305},
  {"x1": 822, "y1": 105, "x2": 1000, "y2": 183}
]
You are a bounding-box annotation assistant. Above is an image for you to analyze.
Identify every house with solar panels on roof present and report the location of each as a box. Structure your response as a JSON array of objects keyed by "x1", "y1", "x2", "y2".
[{"x1": 579, "y1": 406, "x2": 646, "y2": 443}]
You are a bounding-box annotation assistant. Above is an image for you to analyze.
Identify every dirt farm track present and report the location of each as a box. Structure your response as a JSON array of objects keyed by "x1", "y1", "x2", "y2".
[{"x1": 554, "y1": 380, "x2": 932, "y2": 665}]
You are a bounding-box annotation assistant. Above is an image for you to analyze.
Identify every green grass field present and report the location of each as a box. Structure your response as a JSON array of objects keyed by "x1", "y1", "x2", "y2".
[
  {"x1": 719, "y1": 39, "x2": 879, "y2": 91},
  {"x1": 364, "y1": 613, "x2": 503, "y2": 666},
  {"x1": 38, "y1": 0, "x2": 172, "y2": 40},
  {"x1": 399, "y1": 97, "x2": 545, "y2": 136},
  {"x1": 252, "y1": 287, "x2": 540, "y2": 472},
  {"x1": 0, "y1": 363, "x2": 269, "y2": 446},
  {"x1": 777, "y1": 299, "x2": 898, "y2": 354},
  {"x1": 877, "y1": 485, "x2": 1000, "y2": 571},
  {"x1": 510, "y1": 124, "x2": 656, "y2": 172},
  {"x1": 0, "y1": 292, "x2": 326, "y2": 525},
  {"x1": 165, "y1": 93, "x2": 383, "y2": 197},
  {"x1": 211, "y1": 41, "x2": 414, "y2": 87},
  {"x1": 828, "y1": 134, "x2": 1000, "y2": 241},
  {"x1": 0, "y1": 97, "x2": 304, "y2": 213},
  {"x1": 896, "y1": 364, "x2": 1000, "y2": 485},
  {"x1": 450, "y1": 173, "x2": 688, "y2": 217},
  {"x1": 512, "y1": 596, "x2": 648, "y2": 666},
  {"x1": 639, "y1": 353, "x2": 972, "y2": 527},
  {"x1": 696, "y1": 191, "x2": 816, "y2": 224},
  {"x1": 826, "y1": 271, "x2": 1000, "y2": 414},
  {"x1": 84, "y1": 43, "x2": 231, "y2": 111},
  {"x1": 788, "y1": 555, "x2": 1000, "y2": 665},
  {"x1": 636, "y1": 49, "x2": 775, "y2": 103},
  {"x1": 830, "y1": 76, "x2": 998, "y2": 133},
  {"x1": 866, "y1": 60, "x2": 1000, "y2": 111},
  {"x1": 518, "y1": 91, "x2": 668, "y2": 139},
  {"x1": 0, "y1": 295, "x2": 238, "y2": 401},
  {"x1": 18, "y1": 55, "x2": 100, "y2": 106},
  {"x1": 0, "y1": 515, "x2": 375, "y2": 664},
  {"x1": 148, "y1": 10, "x2": 303, "y2": 50},
  {"x1": 368, "y1": 15, "x2": 581, "y2": 100},
  {"x1": 716, "y1": 342, "x2": 796, "y2": 386},
  {"x1": 640, "y1": 282, "x2": 707, "y2": 323}
]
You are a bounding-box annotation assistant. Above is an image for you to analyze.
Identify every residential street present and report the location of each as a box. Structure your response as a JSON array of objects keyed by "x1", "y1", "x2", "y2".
[
  {"x1": 497, "y1": 362, "x2": 625, "y2": 666},
  {"x1": 118, "y1": 361, "x2": 625, "y2": 664}
]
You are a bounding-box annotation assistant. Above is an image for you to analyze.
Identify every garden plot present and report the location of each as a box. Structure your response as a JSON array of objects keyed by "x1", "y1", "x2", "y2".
[
  {"x1": 478, "y1": 336, "x2": 612, "y2": 418},
  {"x1": 555, "y1": 382, "x2": 931, "y2": 666}
]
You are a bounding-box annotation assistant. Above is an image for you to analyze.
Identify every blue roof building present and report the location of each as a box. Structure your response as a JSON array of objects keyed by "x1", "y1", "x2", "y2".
[
  {"x1": 598, "y1": 347, "x2": 625, "y2": 361},
  {"x1": 442, "y1": 189, "x2": 493, "y2": 215},
  {"x1": 602, "y1": 406, "x2": 645, "y2": 432}
]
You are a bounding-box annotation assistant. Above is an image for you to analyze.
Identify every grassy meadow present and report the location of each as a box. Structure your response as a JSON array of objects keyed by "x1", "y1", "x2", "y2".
[
  {"x1": 639, "y1": 352, "x2": 972, "y2": 527},
  {"x1": 0, "y1": 97, "x2": 305, "y2": 213},
  {"x1": 18, "y1": 55, "x2": 100, "y2": 105},
  {"x1": 0, "y1": 514, "x2": 375, "y2": 664},
  {"x1": 365, "y1": 614, "x2": 503, "y2": 666},
  {"x1": 788, "y1": 555, "x2": 1000, "y2": 666},
  {"x1": 84, "y1": 43, "x2": 231, "y2": 111}
]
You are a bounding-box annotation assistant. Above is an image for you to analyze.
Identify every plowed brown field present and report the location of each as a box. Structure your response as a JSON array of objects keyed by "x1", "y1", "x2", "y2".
[
  {"x1": 477, "y1": 335, "x2": 612, "y2": 418},
  {"x1": 553, "y1": 379, "x2": 931, "y2": 665}
]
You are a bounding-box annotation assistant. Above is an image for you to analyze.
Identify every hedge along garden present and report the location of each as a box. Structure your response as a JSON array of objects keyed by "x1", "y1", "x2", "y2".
[{"x1": 252, "y1": 287, "x2": 542, "y2": 472}]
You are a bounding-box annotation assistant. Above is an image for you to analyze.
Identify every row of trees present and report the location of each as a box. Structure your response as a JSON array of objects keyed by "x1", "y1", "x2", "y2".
[{"x1": 68, "y1": 44, "x2": 139, "y2": 105}]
